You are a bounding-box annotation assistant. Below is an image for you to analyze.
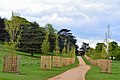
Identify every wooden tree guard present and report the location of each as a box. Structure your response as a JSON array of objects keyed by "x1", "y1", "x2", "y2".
[
  {"x1": 101, "y1": 60, "x2": 112, "y2": 73},
  {"x1": 62, "y1": 58, "x2": 68, "y2": 66},
  {"x1": 62, "y1": 57, "x2": 75, "y2": 66},
  {"x1": 73, "y1": 58, "x2": 75, "y2": 64},
  {"x1": 52, "y1": 56, "x2": 62, "y2": 67},
  {"x1": 67, "y1": 58, "x2": 70, "y2": 65},
  {"x1": 3, "y1": 55, "x2": 19, "y2": 73},
  {"x1": 67, "y1": 58, "x2": 75, "y2": 65},
  {"x1": 41, "y1": 56, "x2": 52, "y2": 70},
  {"x1": 85, "y1": 55, "x2": 112, "y2": 73}
]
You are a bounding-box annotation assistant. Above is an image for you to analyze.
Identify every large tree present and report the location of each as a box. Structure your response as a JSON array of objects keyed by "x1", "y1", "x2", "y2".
[
  {"x1": 95, "y1": 43, "x2": 107, "y2": 59},
  {"x1": 19, "y1": 22, "x2": 45, "y2": 56},
  {"x1": 4, "y1": 12, "x2": 29, "y2": 54},
  {"x1": 109, "y1": 41, "x2": 120, "y2": 59},
  {"x1": 0, "y1": 17, "x2": 9, "y2": 42},
  {"x1": 58, "y1": 29, "x2": 77, "y2": 53}
]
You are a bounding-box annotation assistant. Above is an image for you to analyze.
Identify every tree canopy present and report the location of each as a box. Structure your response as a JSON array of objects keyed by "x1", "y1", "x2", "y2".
[
  {"x1": 0, "y1": 12, "x2": 77, "y2": 56},
  {"x1": 86, "y1": 41, "x2": 120, "y2": 60}
]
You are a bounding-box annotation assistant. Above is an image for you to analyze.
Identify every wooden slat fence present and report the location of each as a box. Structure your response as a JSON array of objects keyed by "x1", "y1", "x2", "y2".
[
  {"x1": 41, "y1": 56, "x2": 52, "y2": 70},
  {"x1": 52, "y1": 56, "x2": 62, "y2": 67},
  {"x1": 3, "y1": 55, "x2": 19, "y2": 73},
  {"x1": 62, "y1": 57, "x2": 75, "y2": 66},
  {"x1": 84, "y1": 55, "x2": 112, "y2": 73},
  {"x1": 41, "y1": 56, "x2": 75, "y2": 69}
]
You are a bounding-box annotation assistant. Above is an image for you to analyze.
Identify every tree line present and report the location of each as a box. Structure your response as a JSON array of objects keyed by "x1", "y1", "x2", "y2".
[
  {"x1": 0, "y1": 12, "x2": 77, "y2": 56},
  {"x1": 86, "y1": 41, "x2": 120, "y2": 60}
]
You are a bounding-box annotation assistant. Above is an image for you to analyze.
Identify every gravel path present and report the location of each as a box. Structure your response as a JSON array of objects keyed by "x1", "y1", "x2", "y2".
[{"x1": 48, "y1": 56, "x2": 90, "y2": 80}]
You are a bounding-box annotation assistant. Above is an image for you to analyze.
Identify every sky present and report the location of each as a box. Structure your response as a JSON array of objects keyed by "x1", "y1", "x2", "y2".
[{"x1": 0, "y1": 0, "x2": 120, "y2": 48}]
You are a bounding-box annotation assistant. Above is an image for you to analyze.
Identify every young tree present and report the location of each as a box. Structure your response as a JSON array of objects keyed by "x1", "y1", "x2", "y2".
[
  {"x1": 86, "y1": 48, "x2": 95, "y2": 57},
  {"x1": 45, "y1": 23, "x2": 56, "y2": 52},
  {"x1": 4, "y1": 12, "x2": 29, "y2": 54},
  {"x1": 41, "y1": 29, "x2": 50, "y2": 54},
  {"x1": 53, "y1": 34, "x2": 60, "y2": 55},
  {"x1": 62, "y1": 39, "x2": 67, "y2": 53},
  {"x1": 95, "y1": 43, "x2": 107, "y2": 59},
  {"x1": 70, "y1": 46, "x2": 76, "y2": 58}
]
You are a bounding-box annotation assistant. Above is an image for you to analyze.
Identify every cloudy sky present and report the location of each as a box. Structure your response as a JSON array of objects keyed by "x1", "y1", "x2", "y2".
[{"x1": 0, "y1": 0, "x2": 120, "y2": 48}]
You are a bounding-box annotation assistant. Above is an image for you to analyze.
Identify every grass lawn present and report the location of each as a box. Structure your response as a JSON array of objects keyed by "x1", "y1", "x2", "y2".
[
  {"x1": 82, "y1": 56, "x2": 120, "y2": 80},
  {"x1": 0, "y1": 44, "x2": 79, "y2": 80}
]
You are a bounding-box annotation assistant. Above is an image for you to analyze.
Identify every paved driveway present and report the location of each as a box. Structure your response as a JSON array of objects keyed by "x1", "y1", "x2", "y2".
[{"x1": 48, "y1": 56, "x2": 90, "y2": 80}]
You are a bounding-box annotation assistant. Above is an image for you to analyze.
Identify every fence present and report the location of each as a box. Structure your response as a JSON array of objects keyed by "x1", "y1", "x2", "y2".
[
  {"x1": 98, "y1": 59, "x2": 112, "y2": 73},
  {"x1": 84, "y1": 55, "x2": 112, "y2": 73},
  {"x1": 41, "y1": 56, "x2": 52, "y2": 70},
  {"x1": 52, "y1": 56, "x2": 62, "y2": 67},
  {"x1": 67, "y1": 58, "x2": 75, "y2": 65},
  {"x1": 62, "y1": 57, "x2": 75, "y2": 66},
  {"x1": 3, "y1": 55, "x2": 19, "y2": 73},
  {"x1": 41, "y1": 56, "x2": 75, "y2": 69},
  {"x1": 62, "y1": 58, "x2": 68, "y2": 66}
]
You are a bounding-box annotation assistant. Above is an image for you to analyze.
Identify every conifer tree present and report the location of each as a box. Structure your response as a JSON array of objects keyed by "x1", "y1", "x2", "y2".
[
  {"x1": 53, "y1": 34, "x2": 60, "y2": 55},
  {"x1": 19, "y1": 25, "x2": 45, "y2": 56},
  {"x1": 70, "y1": 46, "x2": 76, "y2": 58},
  {"x1": 41, "y1": 29, "x2": 50, "y2": 54}
]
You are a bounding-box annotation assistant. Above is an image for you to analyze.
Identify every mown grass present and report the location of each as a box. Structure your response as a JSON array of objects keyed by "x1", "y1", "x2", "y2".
[
  {"x1": 0, "y1": 44, "x2": 79, "y2": 80},
  {"x1": 82, "y1": 56, "x2": 120, "y2": 80}
]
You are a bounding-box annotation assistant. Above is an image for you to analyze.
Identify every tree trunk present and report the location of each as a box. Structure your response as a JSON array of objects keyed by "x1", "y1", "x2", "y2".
[{"x1": 31, "y1": 53, "x2": 33, "y2": 56}]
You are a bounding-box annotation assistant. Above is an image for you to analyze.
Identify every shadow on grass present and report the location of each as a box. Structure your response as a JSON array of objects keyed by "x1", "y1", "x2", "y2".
[{"x1": 17, "y1": 52, "x2": 40, "y2": 58}]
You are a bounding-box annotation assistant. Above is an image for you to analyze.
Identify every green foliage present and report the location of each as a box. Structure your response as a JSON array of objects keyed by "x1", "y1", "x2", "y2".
[
  {"x1": 0, "y1": 17, "x2": 8, "y2": 42},
  {"x1": 87, "y1": 41, "x2": 120, "y2": 60},
  {"x1": 62, "y1": 48, "x2": 66, "y2": 54},
  {"x1": 58, "y1": 29, "x2": 77, "y2": 53},
  {"x1": 109, "y1": 41, "x2": 118, "y2": 52},
  {"x1": 94, "y1": 43, "x2": 107, "y2": 59},
  {"x1": 86, "y1": 48, "x2": 96, "y2": 59},
  {"x1": 95, "y1": 43, "x2": 106, "y2": 53},
  {"x1": 53, "y1": 34, "x2": 60, "y2": 55},
  {"x1": 70, "y1": 46, "x2": 76, "y2": 58},
  {"x1": 83, "y1": 57, "x2": 120, "y2": 80},
  {"x1": 62, "y1": 39, "x2": 67, "y2": 54},
  {"x1": 111, "y1": 48, "x2": 120, "y2": 59},
  {"x1": 67, "y1": 42, "x2": 70, "y2": 54},
  {"x1": 45, "y1": 23, "x2": 56, "y2": 34},
  {"x1": 100, "y1": 46, "x2": 107, "y2": 59},
  {"x1": 87, "y1": 43, "x2": 107, "y2": 59},
  {"x1": 4, "y1": 41, "x2": 16, "y2": 54},
  {"x1": 115, "y1": 51, "x2": 120, "y2": 59},
  {"x1": 19, "y1": 24, "x2": 45, "y2": 56},
  {"x1": 41, "y1": 30, "x2": 50, "y2": 54},
  {"x1": 108, "y1": 41, "x2": 120, "y2": 59},
  {"x1": 45, "y1": 23, "x2": 56, "y2": 52},
  {"x1": 4, "y1": 12, "x2": 29, "y2": 54},
  {"x1": 0, "y1": 44, "x2": 79, "y2": 80}
]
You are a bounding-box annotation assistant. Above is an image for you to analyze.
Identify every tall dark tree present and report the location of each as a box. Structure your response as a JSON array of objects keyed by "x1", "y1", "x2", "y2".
[
  {"x1": 19, "y1": 22, "x2": 45, "y2": 56},
  {"x1": 0, "y1": 17, "x2": 8, "y2": 42},
  {"x1": 58, "y1": 29, "x2": 77, "y2": 53},
  {"x1": 79, "y1": 42, "x2": 90, "y2": 56}
]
